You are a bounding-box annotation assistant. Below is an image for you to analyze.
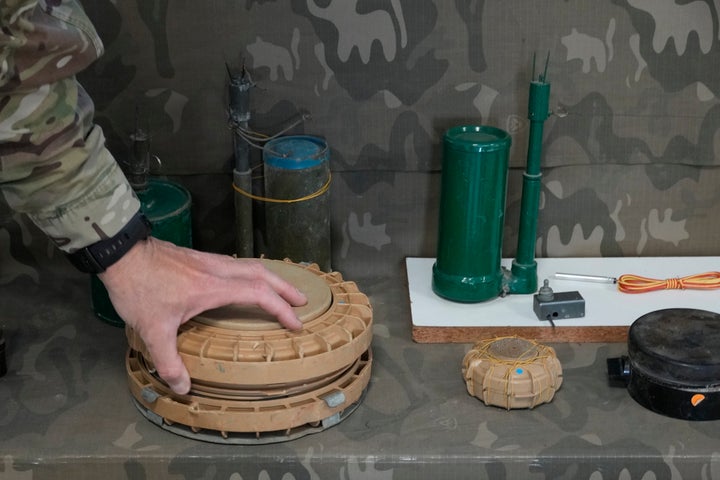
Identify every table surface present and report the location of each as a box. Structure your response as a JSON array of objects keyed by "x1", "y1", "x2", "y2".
[
  {"x1": 408, "y1": 256, "x2": 720, "y2": 327},
  {"x1": 2, "y1": 261, "x2": 720, "y2": 479}
]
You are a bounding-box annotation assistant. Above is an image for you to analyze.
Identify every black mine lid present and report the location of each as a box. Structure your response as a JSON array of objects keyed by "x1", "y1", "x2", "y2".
[{"x1": 627, "y1": 308, "x2": 720, "y2": 388}]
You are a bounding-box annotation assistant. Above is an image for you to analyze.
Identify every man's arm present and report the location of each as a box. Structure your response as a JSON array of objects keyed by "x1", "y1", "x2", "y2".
[
  {"x1": 0, "y1": 1, "x2": 307, "y2": 395},
  {"x1": 0, "y1": 1, "x2": 139, "y2": 251}
]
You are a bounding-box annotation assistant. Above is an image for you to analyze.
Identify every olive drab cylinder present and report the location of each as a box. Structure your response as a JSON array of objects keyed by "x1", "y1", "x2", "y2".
[{"x1": 263, "y1": 135, "x2": 331, "y2": 272}]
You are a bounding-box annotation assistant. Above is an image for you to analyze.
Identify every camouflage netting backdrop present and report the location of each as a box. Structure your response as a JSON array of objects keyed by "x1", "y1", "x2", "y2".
[{"x1": 2, "y1": 0, "x2": 719, "y2": 280}]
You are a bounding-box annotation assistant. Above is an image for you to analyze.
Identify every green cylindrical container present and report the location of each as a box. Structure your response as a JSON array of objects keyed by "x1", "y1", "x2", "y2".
[
  {"x1": 92, "y1": 178, "x2": 193, "y2": 326},
  {"x1": 263, "y1": 135, "x2": 331, "y2": 272},
  {"x1": 432, "y1": 125, "x2": 512, "y2": 302}
]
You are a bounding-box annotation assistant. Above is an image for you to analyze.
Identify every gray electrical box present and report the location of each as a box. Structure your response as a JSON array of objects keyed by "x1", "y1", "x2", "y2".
[{"x1": 533, "y1": 290, "x2": 585, "y2": 322}]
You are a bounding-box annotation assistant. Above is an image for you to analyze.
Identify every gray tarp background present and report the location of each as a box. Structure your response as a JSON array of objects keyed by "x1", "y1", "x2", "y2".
[
  {"x1": 3, "y1": 1, "x2": 720, "y2": 277},
  {"x1": 0, "y1": 0, "x2": 709, "y2": 278}
]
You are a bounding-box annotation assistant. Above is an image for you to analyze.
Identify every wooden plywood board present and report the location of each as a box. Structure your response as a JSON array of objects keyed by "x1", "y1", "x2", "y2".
[{"x1": 406, "y1": 257, "x2": 720, "y2": 344}]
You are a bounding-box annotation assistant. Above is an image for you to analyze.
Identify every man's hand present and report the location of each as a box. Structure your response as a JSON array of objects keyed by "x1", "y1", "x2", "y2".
[{"x1": 98, "y1": 237, "x2": 307, "y2": 395}]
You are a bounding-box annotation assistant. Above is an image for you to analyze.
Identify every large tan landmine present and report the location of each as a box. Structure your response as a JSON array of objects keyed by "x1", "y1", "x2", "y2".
[{"x1": 125, "y1": 258, "x2": 373, "y2": 444}]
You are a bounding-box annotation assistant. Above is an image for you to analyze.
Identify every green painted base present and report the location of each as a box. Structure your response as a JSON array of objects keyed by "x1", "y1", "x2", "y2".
[
  {"x1": 431, "y1": 262, "x2": 503, "y2": 303},
  {"x1": 508, "y1": 260, "x2": 538, "y2": 295}
]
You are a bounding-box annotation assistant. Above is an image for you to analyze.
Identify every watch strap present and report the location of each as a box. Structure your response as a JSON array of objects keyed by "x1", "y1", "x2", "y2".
[{"x1": 66, "y1": 212, "x2": 152, "y2": 273}]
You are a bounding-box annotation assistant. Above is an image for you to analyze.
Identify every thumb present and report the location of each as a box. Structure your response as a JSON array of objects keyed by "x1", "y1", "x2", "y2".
[{"x1": 145, "y1": 328, "x2": 191, "y2": 395}]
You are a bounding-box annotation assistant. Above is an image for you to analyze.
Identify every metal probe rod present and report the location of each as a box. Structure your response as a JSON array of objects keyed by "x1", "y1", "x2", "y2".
[
  {"x1": 554, "y1": 272, "x2": 617, "y2": 284},
  {"x1": 229, "y1": 63, "x2": 255, "y2": 258}
]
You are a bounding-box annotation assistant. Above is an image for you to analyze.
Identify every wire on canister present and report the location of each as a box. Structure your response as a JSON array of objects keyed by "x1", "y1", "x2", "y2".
[
  {"x1": 232, "y1": 172, "x2": 332, "y2": 204},
  {"x1": 617, "y1": 271, "x2": 720, "y2": 294}
]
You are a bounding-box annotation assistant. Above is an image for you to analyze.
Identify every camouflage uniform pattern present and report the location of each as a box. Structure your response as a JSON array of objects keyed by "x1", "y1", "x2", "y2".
[
  {"x1": 0, "y1": 0, "x2": 139, "y2": 252},
  {"x1": 3, "y1": 0, "x2": 720, "y2": 478}
]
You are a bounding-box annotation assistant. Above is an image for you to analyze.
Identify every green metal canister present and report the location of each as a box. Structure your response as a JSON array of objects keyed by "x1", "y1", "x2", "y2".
[
  {"x1": 91, "y1": 178, "x2": 193, "y2": 326},
  {"x1": 263, "y1": 135, "x2": 331, "y2": 272},
  {"x1": 432, "y1": 125, "x2": 512, "y2": 302}
]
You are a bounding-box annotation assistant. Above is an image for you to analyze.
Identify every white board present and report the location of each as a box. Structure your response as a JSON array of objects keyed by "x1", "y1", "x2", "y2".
[{"x1": 407, "y1": 256, "x2": 720, "y2": 330}]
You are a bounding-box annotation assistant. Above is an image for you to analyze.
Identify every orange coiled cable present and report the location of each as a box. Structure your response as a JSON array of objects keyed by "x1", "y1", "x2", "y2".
[{"x1": 617, "y1": 271, "x2": 720, "y2": 294}]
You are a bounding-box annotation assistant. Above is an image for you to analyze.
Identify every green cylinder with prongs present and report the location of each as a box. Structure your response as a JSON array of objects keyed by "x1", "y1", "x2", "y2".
[{"x1": 509, "y1": 79, "x2": 550, "y2": 295}]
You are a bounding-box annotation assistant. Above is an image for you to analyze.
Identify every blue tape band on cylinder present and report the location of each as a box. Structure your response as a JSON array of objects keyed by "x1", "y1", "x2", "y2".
[{"x1": 263, "y1": 135, "x2": 329, "y2": 170}]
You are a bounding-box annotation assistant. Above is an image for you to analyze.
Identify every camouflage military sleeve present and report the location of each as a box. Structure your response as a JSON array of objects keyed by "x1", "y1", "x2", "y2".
[{"x1": 0, "y1": 0, "x2": 140, "y2": 253}]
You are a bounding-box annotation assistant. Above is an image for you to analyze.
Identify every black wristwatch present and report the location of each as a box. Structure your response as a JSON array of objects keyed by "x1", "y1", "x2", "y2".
[{"x1": 66, "y1": 211, "x2": 152, "y2": 274}]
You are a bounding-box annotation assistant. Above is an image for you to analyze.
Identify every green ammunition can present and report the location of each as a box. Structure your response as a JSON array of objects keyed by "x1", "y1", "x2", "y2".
[{"x1": 432, "y1": 126, "x2": 512, "y2": 303}]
